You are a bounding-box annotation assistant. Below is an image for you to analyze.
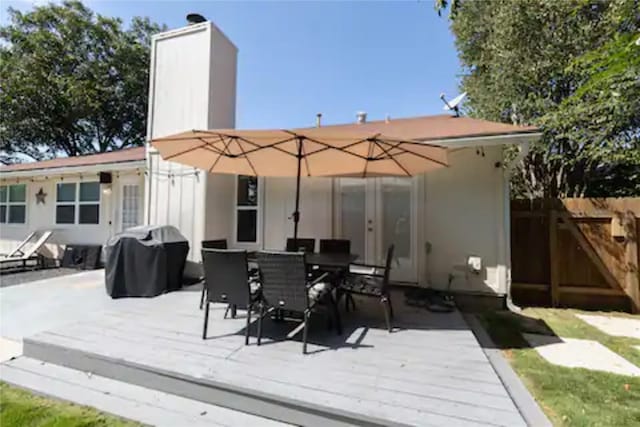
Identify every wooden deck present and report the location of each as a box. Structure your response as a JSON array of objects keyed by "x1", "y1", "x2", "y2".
[{"x1": 23, "y1": 287, "x2": 526, "y2": 426}]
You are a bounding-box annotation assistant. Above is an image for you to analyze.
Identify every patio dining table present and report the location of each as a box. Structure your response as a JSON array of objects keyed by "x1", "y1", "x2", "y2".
[{"x1": 248, "y1": 252, "x2": 358, "y2": 270}]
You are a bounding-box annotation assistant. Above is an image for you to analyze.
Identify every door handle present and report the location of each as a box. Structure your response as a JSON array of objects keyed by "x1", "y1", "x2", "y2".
[{"x1": 367, "y1": 227, "x2": 373, "y2": 232}]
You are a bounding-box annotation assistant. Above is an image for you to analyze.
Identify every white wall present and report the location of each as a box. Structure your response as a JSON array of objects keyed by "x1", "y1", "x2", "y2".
[
  {"x1": 146, "y1": 22, "x2": 238, "y2": 267},
  {"x1": 422, "y1": 146, "x2": 508, "y2": 295},
  {"x1": 263, "y1": 177, "x2": 333, "y2": 250},
  {"x1": 203, "y1": 173, "x2": 234, "y2": 242},
  {"x1": 0, "y1": 170, "x2": 144, "y2": 258}
]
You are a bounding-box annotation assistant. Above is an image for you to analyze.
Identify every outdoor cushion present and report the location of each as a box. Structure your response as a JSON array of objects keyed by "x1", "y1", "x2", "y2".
[
  {"x1": 308, "y1": 281, "x2": 330, "y2": 302},
  {"x1": 341, "y1": 275, "x2": 383, "y2": 296},
  {"x1": 249, "y1": 279, "x2": 262, "y2": 295}
]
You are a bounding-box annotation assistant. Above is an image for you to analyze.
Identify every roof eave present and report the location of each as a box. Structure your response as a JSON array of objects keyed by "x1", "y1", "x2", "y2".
[
  {"x1": 0, "y1": 159, "x2": 146, "y2": 180},
  {"x1": 423, "y1": 131, "x2": 542, "y2": 149}
]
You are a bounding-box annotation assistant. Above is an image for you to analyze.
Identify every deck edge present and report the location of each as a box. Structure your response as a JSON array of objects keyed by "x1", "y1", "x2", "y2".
[
  {"x1": 23, "y1": 335, "x2": 412, "y2": 427},
  {"x1": 462, "y1": 313, "x2": 552, "y2": 427}
]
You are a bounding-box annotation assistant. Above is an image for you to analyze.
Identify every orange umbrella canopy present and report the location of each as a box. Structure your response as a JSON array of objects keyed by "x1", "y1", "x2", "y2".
[{"x1": 150, "y1": 127, "x2": 448, "y2": 178}]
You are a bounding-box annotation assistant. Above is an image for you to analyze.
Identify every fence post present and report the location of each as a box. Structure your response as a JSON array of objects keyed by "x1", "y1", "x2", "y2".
[
  {"x1": 549, "y1": 208, "x2": 560, "y2": 307},
  {"x1": 624, "y1": 213, "x2": 639, "y2": 313}
]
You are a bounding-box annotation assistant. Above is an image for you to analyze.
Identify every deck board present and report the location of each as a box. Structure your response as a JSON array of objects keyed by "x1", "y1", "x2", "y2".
[{"x1": 23, "y1": 289, "x2": 526, "y2": 426}]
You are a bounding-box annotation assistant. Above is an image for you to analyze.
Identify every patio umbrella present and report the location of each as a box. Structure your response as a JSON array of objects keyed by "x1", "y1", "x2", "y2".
[{"x1": 150, "y1": 127, "x2": 448, "y2": 240}]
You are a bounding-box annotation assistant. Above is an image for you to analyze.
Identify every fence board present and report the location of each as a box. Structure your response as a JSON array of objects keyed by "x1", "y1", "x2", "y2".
[{"x1": 511, "y1": 198, "x2": 640, "y2": 312}]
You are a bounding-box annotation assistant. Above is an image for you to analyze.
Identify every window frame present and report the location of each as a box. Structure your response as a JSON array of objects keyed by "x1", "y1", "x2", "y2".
[
  {"x1": 0, "y1": 183, "x2": 27, "y2": 225},
  {"x1": 232, "y1": 175, "x2": 262, "y2": 248},
  {"x1": 55, "y1": 181, "x2": 101, "y2": 225}
]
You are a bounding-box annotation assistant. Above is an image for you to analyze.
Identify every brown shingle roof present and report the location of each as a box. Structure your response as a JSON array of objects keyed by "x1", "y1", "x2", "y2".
[
  {"x1": 295, "y1": 114, "x2": 539, "y2": 142},
  {"x1": 0, "y1": 146, "x2": 146, "y2": 173}
]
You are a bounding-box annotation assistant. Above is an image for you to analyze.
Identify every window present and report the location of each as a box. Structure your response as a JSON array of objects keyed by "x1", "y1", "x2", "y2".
[
  {"x1": 235, "y1": 176, "x2": 259, "y2": 243},
  {"x1": 0, "y1": 184, "x2": 26, "y2": 224},
  {"x1": 121, "y1": 184, "x2": 141, "y2": 230},
  {"x1": 56, "y1": 182, "x2": 100, "y2": 225}
]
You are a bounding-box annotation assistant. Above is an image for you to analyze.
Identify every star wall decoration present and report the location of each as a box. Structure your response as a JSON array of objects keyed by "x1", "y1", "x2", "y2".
[{"x1": 35, "y1": 187, "x2": 47, "y2": 204}]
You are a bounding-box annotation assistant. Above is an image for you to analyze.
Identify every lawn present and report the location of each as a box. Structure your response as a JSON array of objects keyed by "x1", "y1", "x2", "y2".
[
  {"x1": 479, "y1": 308, "x2": 640, "y2": 426},
  {"x1": 0, "y1": 382, "x2": 141, "y2": 427}
]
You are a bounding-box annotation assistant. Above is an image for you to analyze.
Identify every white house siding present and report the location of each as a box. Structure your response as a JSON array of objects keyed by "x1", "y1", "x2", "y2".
[
  {"x1": 145, "y1": 22, "x2": 238, "y2": 271},
  {"x1": 422, "y1": 145, "x2": 508, "y2": 295},
  {"x1": 0, "y1": 171, "x2": 144, "y2": 258},
  {"x1": 263, "y1": 177, "x2": 333, "y2": 250}
]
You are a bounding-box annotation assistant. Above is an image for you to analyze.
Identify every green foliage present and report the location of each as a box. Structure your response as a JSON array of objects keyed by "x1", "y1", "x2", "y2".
[
  {"x1": 480, "y1": 309, "x2": 640, "y2": 426},
  {"x1": 0, "y1": 1, "x2": 165, "y2": 163},
  {"x1": 446, "y1": 0, "x2": 640, "y2": 197},
  {"x1": 0, "y1": 382, "x2": 140, "y2": 426}
]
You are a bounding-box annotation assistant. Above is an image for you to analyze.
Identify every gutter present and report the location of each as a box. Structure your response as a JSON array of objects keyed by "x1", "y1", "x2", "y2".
[
  {"x1": 0, "y1": 160, "x2": 146, "y2": 180},
  {"x1": 424, "y1": 132, "x2": 542, "y2": 149}
]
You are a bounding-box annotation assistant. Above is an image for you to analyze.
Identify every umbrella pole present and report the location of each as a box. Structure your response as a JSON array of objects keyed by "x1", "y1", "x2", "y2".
[{"x1": 293, "y1": 138, "x2": 303, "y2": 244}]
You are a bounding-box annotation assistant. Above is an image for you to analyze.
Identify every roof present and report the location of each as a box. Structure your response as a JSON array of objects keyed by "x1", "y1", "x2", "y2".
[
  {"x1": 295, "y1": 114, "x2": 539, "y2": 142},
  {"x1": 0, "y1": 146, "x2": 146, "y2": 173}
]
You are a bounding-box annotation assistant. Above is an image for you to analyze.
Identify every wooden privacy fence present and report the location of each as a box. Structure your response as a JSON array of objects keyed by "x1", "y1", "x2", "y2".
[{"x1": 511, "y1": 198, "x2": 640, "y2": 313}]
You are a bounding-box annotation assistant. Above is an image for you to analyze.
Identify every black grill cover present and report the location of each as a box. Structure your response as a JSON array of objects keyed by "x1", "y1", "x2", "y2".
[{"x1": 104, "y1": 225, "x2": 189, "y2": 298}]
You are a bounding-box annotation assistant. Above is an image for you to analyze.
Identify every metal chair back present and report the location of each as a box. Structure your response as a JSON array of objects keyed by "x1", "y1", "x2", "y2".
[
  {"x1": 319, "y1": 239, "x2": 351, "y2": 254},
  {"x1": 256, "y1": 251, "x2": 309, "y2": 312},
  {"x1": 285, "y1": 238, "x2": 315, "y2": 253},
  {"x1": 202, "y1": 239, "x2": 228, "y2": 250},
  {"x1": 201, "y1": 249, "x2": 249, "y2": 306}
]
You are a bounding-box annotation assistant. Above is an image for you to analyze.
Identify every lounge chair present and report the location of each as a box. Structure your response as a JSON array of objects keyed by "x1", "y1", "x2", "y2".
[{"x1": 0, "y1": 230, "x2": 53, "y2": 271}]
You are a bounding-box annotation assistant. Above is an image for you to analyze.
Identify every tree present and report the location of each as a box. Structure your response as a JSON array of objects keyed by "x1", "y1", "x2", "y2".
[
  {"x1": 0, "y1": 1, "x2": 166, "y2": 164},
  {"x1": 439, "y1": 0, "x2": 640, "y2": 197}
]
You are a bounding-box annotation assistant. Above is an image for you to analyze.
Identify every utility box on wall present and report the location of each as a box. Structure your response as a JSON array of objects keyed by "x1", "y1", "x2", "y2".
[{"x1": 145, "y1": 20, "x2": 238, "y2": 274}]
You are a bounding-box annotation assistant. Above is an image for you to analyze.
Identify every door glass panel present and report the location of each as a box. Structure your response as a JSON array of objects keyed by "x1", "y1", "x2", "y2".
[
  {"x1": 339, "y1": 179, "x2": 366, "y2": 260},
  {"x1": 381, "y1": 178, "x2": 412, "y2": 266},
  {"x1": 121, "y1": 184, "x2": 140, "y2": 230}
]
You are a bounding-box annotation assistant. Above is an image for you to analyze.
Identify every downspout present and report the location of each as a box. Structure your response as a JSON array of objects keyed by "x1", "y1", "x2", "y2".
[{"x1": 504, "y1": 141, "x2": 530, "y2": 312}]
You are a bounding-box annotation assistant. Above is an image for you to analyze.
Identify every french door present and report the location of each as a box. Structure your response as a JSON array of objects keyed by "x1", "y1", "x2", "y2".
[
  {"x1": 335, "y1": 177, "x2": 418, "y2": 283},
  {"x1": 120, "y1": 182, "x2": 142, "y2": 231}
]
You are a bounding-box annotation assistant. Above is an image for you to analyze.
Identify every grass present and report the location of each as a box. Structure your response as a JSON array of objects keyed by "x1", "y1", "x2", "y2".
[
  {"x1": 479, "y1": 308, "x2": 640, "y2": 427},
  {"x1": 0, "y1": 382, "x2": 141, "y2": 427}
]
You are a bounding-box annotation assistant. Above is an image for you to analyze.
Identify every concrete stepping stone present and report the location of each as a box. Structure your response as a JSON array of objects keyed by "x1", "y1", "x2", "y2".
[
  {"x1": 576, "y1": 314, "x2": 640, "y2": 339},
  {"x1": 523, "y1": 333, "x2": 640, "y2": 377}
]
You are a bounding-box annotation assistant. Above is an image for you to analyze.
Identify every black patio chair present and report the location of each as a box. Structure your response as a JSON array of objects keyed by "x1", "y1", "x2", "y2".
[
  {"x1": 255, "y1": 251, "x2": 341, "y2": 354},
  {"x1": 199, "y1": 239, "x2": 228, "y2": 309},
  {"x1": 319, "y1": 239, "x2": 351, "y2": 254},
  {"x1": 285, "y1": 238, "x2": 316, "y2": 253},
  {"x1": 339, "y1": 245, "x2": 395, "y2": 332},
  {"x1": 201, "y1": 249, "x2": 261, "y2": 345}
]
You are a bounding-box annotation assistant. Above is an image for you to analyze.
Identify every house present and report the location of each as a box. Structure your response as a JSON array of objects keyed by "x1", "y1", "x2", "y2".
[
  {"x1": 144, "y1": 20, "x2": 542, "y2": 307},
  {"x1": 0, "y1": 147, "x2": 146, "y2": 258},
  {"x1": 1, "y1": 19, "x2": 541, "y2": 307}
]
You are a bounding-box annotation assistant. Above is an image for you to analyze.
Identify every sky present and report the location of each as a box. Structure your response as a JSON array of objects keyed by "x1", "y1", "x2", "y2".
[{"x1": 1, "y1": 1, "x2": 462, "y2": 130}]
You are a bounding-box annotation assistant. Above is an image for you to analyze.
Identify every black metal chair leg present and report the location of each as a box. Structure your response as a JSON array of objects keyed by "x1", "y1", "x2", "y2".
[
  {"x1": 388, "y1": 294, "x2": 394, "y2": 319},
  {"x1": 199, "y1": 286, "x2": 206, "y2": 310},
  {"x1": 245, "y1": 302, "x2": 252, "y2": 345},
  {"x1": 330, "y1": 294, "x2": 342, "y2": 335},
  {"x1": 302, "y1": 311, "x2": 309, "y2": 354},
  {"x1": 257, "y1": 303, "x2": 264, "y2": 346},
  {"x1": 231, "y1": 304, "x2": 237, "y2": 319},
  {"x1": 348, "y1": 294, "x2": 356, "y2": 311},
  {"x1": 202, "y1": 302, "x2": 210, "y2": 339},
  {"x1": 381, "y1": 297, "x2": 392, "y2": 332},
  {"x1": 224, "y1": 304, "x2": 231, "y2": 319}
]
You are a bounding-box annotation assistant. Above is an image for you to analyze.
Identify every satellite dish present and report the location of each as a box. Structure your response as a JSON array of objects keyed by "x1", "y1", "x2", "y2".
[{"x1": 440, "y1": 92, "x2": 467, "y2": 117}]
